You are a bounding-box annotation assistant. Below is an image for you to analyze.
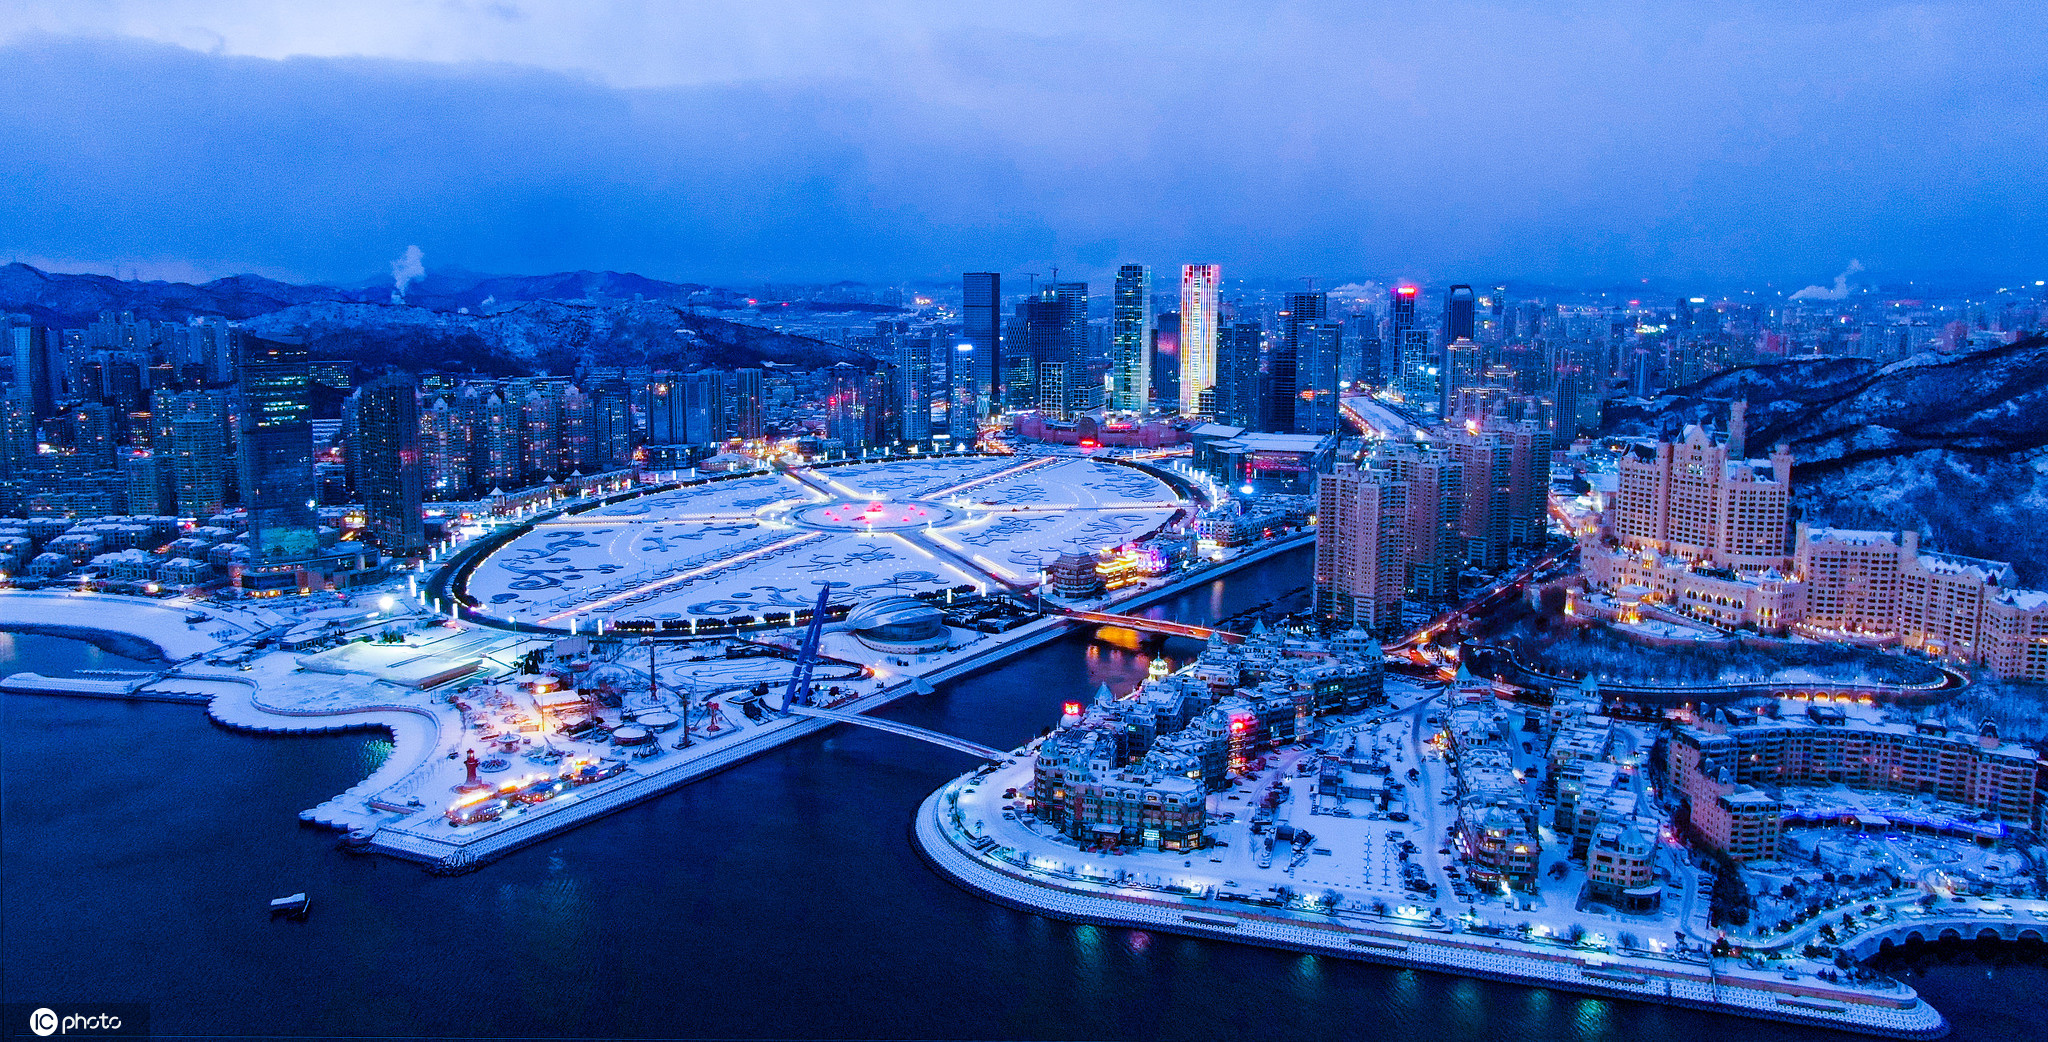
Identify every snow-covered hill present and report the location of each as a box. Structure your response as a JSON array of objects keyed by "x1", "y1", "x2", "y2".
[
  {"x1": 1, "y1": 263, "x2": 879, "y2": 374},
  {"x1": 1603, "y1": 334, "x2": 2048, "y2": 581}
]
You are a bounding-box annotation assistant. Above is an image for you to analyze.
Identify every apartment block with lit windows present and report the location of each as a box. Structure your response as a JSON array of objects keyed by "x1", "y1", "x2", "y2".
[
  {"x1": 1314, "y1": 462, "x2": 1410, "y2": 634},
  {"x1": 1668, "y1": 705, "x2": 2040, "y2": 861}
]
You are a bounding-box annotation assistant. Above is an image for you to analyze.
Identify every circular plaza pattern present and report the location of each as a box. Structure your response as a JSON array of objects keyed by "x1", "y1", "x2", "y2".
[{"x1": 461, "y1": 454, "x2": 1193, "y2": 631}]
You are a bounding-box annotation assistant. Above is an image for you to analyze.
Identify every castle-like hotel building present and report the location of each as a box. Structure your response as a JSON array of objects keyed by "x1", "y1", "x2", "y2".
[{"x1": 1580, "y1": 404, "x2": 2048, "y2": 681}]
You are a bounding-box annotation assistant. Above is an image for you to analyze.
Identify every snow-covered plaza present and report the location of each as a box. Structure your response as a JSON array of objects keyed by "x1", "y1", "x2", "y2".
[{"x1": 460, "y1": 455, "x2": 1193, "y2": 631}]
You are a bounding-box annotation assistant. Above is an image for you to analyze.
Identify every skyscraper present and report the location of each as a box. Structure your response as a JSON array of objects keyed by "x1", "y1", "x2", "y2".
[
  {"x1": 1274, "y1": 291, "x2": 1328, "y2": 433},
  {"x1": 235, "y1": 333, "x2": 319, "y2": 562},
  {"x1": 1151, "y1": 313, "x2": 1180, "y2": 408},
  {"x1": 680, "y1": 370, "x2": 727, "y2": 446},
  {"x1": 7, "y1": 324, "x2": 57, "y2": 420},
  {"x1": 1390, "y1": 285, "x2": 1427, "y2": 400},
  {"x1": 733, "y1": 368, "x2": 765, "y2": 439},
  {"x1": 961, "y1": 273, "x2": 1001, "y2": 414},
  {"x1": 1050, "y1": 282, "x2": 1095, "y2": 416},
  {"x1": 1179, "y1": 264, "x2": 1220, "y2": 414},
  {"x1": 1217, "y1": 323, "x2": 1265, "y2": 430},
  {"x1": 1440, "y1": 337, "x2": 1482, "y2": 418},
  {"x1": 1446, "y1": 285, "x2": 1476, "y2": 342},
  {"x1": 1315, "y1": 462, "x2": 1410, "y2": 634},
  {"x1": 894, "y1": 336, "x2": 932, "y2": 441},
  {"x1": 1111, "y1": 265, "x2": 1153, "y2": 412},
  {"x1": 420, "y1": 395, "x2": 468, "y2": 499},
  {"x1": 1299, "y1": 323, "x2": 1343, "y2": 434},
  {"x1": 357, "y1": 374, "x2": 425, "y2": 556}
]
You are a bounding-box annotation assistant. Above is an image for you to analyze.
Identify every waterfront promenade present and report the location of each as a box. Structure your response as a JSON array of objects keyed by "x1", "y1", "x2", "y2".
[{"x1": 912, "y1": 777, "x2": 1949, "y2": 1039}]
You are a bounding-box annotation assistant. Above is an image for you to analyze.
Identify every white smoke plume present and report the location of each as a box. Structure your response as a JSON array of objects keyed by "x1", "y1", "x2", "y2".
[
  {"x1": 1790, "y1": 259, "x2": 1863, "y2": 301},
  {"x1": 389, "y1": 245, "x2": 425, "y2": 303}
]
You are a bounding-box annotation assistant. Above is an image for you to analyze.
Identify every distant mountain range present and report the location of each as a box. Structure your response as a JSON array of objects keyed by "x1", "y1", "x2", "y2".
[
  {"x1": 1601, "y1": 333, "x2": 2048, "y2": 582},
  {"x1": 0, "y1": 263, "x2": 885, "y2": 374}
]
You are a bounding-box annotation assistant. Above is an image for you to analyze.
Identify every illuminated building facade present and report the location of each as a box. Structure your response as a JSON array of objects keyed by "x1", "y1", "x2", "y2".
[
  {"x1": 1111, "y1": 264, "x2": 1152, "y2": 412},
  {"x1": 1179, "y1": 264, "x2": 1220, "y2": 414}
]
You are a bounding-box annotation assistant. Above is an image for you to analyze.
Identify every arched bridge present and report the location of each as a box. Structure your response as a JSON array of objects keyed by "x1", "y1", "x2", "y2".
[
  {"x1": 1053, "y1": 608, "x2": 1245, "y2": 644},
  {"x1": 786, "y1": 704, "x2": 1012, "y2": 760},
  {"x1": 1843, "y1": 914, "x2": 2048, "y2": 960}
]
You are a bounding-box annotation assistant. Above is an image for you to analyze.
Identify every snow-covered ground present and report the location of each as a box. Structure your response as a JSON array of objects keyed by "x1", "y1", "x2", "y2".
[
  {"x1": 0, "y1": 590, "x2": 255, "y2": 660},
  {"x1": 465, "y1": 454, "x2": 1190, "y2": 628}
]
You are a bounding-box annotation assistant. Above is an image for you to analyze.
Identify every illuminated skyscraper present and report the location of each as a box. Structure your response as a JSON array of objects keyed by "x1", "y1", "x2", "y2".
[
  {"x1": 961, "y1": 273, "x2": 1001, "y2": 413},
  {"x1": 235, "y1": 333, "x2": 319, "y2": 562},
  {"x1": 1179, "y1": 264, "x2": 1220, "y2": 414},
  {"x1": 894, "y1": 336, "x2": 932, "y2": 441},
  {"x1": 357, "y1": 373, "x2": 425, "y2": 556},
  {"x1": 1274, "y1": 291, "x2": 1327, "y2": 432},
  {"x1": 1390, "y1": 285, "x2": 1431, "y2": 404},
  {"x1": 1299, "y1": 323, "x2": 1343, "y2": 434},
  {"x1": 1111, "y1": 264, "x2": 1153, "y2": 412}
]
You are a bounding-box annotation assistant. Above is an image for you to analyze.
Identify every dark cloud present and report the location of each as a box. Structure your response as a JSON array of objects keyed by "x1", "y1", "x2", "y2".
[{"x1": 2, "y1": 4, "x2": 2044, "y2": 286}]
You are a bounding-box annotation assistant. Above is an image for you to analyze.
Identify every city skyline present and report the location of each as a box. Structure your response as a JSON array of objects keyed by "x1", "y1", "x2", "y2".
[{"x1": 3, "y1": 2, "x2": 2045, "y2": 286}]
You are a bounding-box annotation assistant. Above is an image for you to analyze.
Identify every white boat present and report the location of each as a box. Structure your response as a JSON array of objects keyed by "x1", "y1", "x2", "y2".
[{"x1": 269, "y1": 893, "x2": 310, "y2": 916}]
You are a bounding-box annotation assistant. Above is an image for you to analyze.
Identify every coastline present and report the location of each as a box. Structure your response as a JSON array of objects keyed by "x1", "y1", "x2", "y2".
[
  {"x1": 0, "y1": 534, "x2": 1316, "y2": 874},
  {"x1": 911, "y1": 780, "x2": 1950, "y2": 1040},
  {"x1": 0, "y1": 621, "x2": 170, "y2": 665}
]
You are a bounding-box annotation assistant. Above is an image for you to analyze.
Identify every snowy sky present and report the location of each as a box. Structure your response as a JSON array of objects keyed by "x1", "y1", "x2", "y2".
[{"x1": 2, "y1": 1, "x2": 2044, "y2": 286}]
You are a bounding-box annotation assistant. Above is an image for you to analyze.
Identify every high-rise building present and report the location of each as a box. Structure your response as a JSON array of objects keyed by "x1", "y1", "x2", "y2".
[
  {"x1": 1271, "y1": 291, "x2": 1327, "y2": 433},
  {"x1": 733, "y1": 368, "x2": 765, "y2": 439},
  {"x1": 949, "y1": 341, "x2": 979, "y2": 439},
  {"x1": 121, "y1": 451, "x2": 169, "y2": 517},
  {"x1": 1442, "y1": 418, "x2": 1552, "y2": 571},
  {"x1": 520, "y1": 383, "x2": 562, "y2": 478},
  {"x1": 1610, "y1": 410, "x2": 1791, "y2": 571},
  {"x1": 1439, "y1": 337, "x2": 1483, "y2": 418},
  {"x1": 8, "y1": 325, "x2": 58, "y2": 420},
  {"x1": 235, "y1": 333, "x2": 319, "y2": 562},
  {"x1": 1151, "y1": 313, "x2": 1180, "y2": 408},
  {"x1": 419, "y1": 395, "x2": 468, "y2": 499},
  {"x1": 1014, "y1": 288, "x2": 1092, "y2": 420},
  {"x1": 1179, "y1": 264, "x2": 1220, "y2": 414},
  {"x1": 895, "y1": 336, "x2": 932, "y2": 441},
  {"x1": 559, "y1": 384, "x2": 595, "y2": 473},
  {"x1": 826, "y1": 363, "x2": 868, "y2": 449},
  {"x1": 1315, "y1": 462, "x2": 1410, "y2": 634},
  {"x1": 593, "y1": 388, "x2": 631, "y2": 467},
  {"x1": 962, "y1": 273, "x2": 1001, "y2": 414},
  {"x1": 1111, "y1": 265, "x2": 1153, "y2": 412},
  {"x1": 1298, "y1": 323, "x2": 1343, "y2": 435},
  {"x1": 681, "y1": 370, "x2": 726, "y2": 446},
  {"x1": 1216, "y1": 323, "x2": 1265, "y2": 430},
  {"x1": 1446, "y1": 285, "x2": 1476, "y2": 342},
  {"x1": 357, "y1": 374, "x2": 425, "y2": 555},
  {"x1": 1389, "y1": 285, "x2": 1430, "y2": 403},
  {"x1": 478, "y1": 390, "x2": 519, "y2": 490},
  {"x1": 153, "y1": 389, "x2": 231, "y2": 518},
  {"x1": 1373, "y1": 442, "x2": 1462, "y2": 600},
  {"x1": 1050, "y1": 282, "x2": 1096, "y2": 416}
]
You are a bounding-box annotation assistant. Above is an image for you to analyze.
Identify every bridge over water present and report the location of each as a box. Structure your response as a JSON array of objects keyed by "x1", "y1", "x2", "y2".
[
  {"x1": 785, "y1": 704, "x2": 1013, "y2": 760},
  {"x1": 1052, "y1": 608, "x2": 1245, "y2": 644}
]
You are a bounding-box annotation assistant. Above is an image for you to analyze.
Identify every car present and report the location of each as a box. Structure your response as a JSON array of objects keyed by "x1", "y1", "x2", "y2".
[{"x1": 1387, "y1": 811, "x2": 1410, "y2": 822}]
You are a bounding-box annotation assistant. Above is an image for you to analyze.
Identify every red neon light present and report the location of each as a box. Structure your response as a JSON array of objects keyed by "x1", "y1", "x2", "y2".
[{"x1": 1062, "y1": 702, "x2": 1083, "y2": 716}]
